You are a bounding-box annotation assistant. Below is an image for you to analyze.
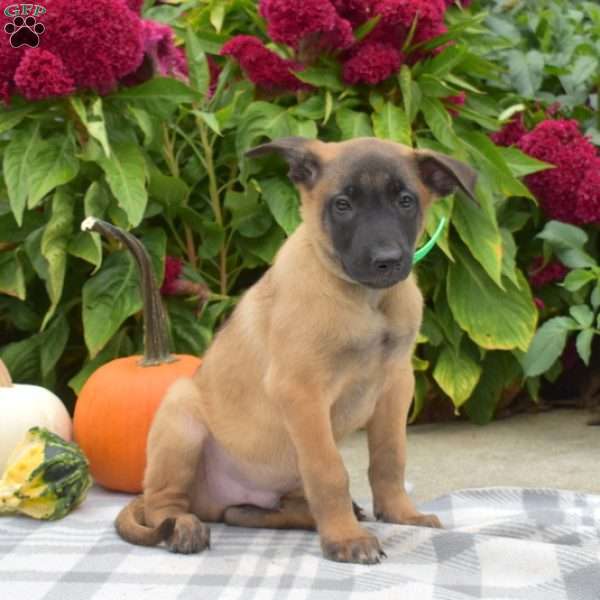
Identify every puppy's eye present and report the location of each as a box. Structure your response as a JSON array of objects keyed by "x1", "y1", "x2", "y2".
[
  {"x1": 334, "y1": 196, "x2": 353, "y2": 212},
  {"x1": 395, "y1": 191, "x2": 415, "y2": 209}
]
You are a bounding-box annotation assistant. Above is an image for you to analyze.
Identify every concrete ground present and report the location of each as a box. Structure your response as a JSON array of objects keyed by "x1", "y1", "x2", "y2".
[{"x1": 340, "y1": 409, "x2": 600, "y2": 505}]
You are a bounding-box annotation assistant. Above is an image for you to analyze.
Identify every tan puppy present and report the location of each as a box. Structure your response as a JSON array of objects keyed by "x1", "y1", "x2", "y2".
[{"x1": 116, "y1": 137, "x2": 477, "y2": 564}]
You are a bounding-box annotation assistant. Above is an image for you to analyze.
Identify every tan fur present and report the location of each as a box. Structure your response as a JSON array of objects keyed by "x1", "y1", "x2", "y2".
[{"x1": 115, "y1": 138, "x2": 474, "y2": 563}]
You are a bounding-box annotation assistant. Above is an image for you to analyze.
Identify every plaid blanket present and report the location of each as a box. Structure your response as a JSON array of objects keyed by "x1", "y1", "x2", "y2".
[{"x1": 1, "y1": 486, "x2": 599, "y2": 600}]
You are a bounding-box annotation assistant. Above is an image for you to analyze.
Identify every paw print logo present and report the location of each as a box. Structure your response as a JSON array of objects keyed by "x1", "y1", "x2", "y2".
[{"x1": 4, "y1": 15, "x2": 45, "y2": 48}]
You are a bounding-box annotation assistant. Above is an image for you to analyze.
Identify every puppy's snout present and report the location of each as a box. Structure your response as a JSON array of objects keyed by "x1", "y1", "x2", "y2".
[{"x1": 371, "y1": 247, "x2": 404, "y2": 272}]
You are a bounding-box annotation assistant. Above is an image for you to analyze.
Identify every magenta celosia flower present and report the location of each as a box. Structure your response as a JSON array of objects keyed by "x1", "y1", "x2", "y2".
[
  {"x1": 260, "y1": 0, "x2": 338, "y2": 48},
  {"x1": 517, "y1": 120, "x2": 598, "y2": 224},
  {"x1": 446, "y1": 91, "x2": 466, "y2": 117},
  {"x1": 39, "y1": 0, "x2": 144, "y2": 94},
  {"x1": 319, "y1": 15, "x2": 355, "y2": 51},
  {"x1": 161, "y1": 256, "x2": 183, "y2": 295},
  {"x1": 342, "y1": 41, "x2": 403, "y2": 85},
  {"x1": 331, "y1": 0, "x2": 372, "y2": 27},
  {"x1": 574, "y1": 160, "x2": 600, "y2": 224},
  {"x1": 207, "y1": 56, "x2": 221, "y2": 97},
  {"x1": 490, "y1": 114, "x2": 528, "y2": 147},
  {"x1": 529, "y1": 257, "x2": 568, "y2": 289},
  {"x1": 0, "y1": 0, "x2": 27, "y2": 103},
  {"x1": 369, "y1": 0, "x2": 446, "y2": 50},
  {"x1": 221, "y1": 35, "x2": 309, "y2": 91},
  {"x1": 124, "y1": 0, "x2": 143, "y2": 12},
  {"x1": 139, "y1": 20, "x2": 187, "y2": 77},
  {"x1": 14, "y1": 48, "x2": 74, "y2": 101}
]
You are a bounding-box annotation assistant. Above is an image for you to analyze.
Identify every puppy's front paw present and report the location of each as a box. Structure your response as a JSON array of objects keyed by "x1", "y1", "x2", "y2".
[
  {"x1": 321, "y1": 533, "x2": 385, "y2": 565},
  {"x1": 166, "y1": 514, "x2": 210, "y2": 554},
  {"x1": 376, "y1": 510, "x2": 442, "y2": 529}
]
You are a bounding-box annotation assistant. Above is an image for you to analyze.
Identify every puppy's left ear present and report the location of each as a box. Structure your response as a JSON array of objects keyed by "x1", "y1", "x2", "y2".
[
  {"x1": 245, "y1": 137, "x2": 321, "y2": 189},
  {"x1": 414, "y1": 150, "x2": 478, "y2": 204}
]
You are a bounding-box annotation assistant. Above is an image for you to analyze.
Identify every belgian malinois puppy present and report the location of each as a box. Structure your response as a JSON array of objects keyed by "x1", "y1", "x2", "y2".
[{"x1": 116, "y1": 136, "x2": 477, "y2": 564}]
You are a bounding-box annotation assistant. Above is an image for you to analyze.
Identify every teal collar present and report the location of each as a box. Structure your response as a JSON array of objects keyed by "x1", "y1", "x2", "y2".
[{"x1": 412, "y1": 217, "x2": 446, "y2": 264}]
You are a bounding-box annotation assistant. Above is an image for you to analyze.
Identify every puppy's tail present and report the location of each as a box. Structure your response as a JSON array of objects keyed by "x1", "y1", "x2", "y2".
[{"x1": 115, "y1": 496, "x2": 174, "y2": 547}]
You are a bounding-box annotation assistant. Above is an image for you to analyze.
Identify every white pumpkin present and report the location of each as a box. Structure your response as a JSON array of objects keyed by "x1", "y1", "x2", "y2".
[{"x1": 0, "y1": 360, "x2": 72, "y2": 473}]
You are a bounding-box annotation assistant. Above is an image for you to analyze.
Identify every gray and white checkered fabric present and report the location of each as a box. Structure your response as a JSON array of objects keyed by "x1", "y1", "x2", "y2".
[{"x1": 2, "y1": 486, "x2": 599, "y2": 599}]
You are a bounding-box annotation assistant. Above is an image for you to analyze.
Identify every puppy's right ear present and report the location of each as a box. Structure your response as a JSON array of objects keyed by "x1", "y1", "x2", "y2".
[{"x1": 245, "y1": 137, "x2": 321, "y2": 189}]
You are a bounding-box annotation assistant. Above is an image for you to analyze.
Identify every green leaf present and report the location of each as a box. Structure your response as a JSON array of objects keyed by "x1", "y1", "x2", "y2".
[
  {"x1": 196, "y1": 111, "x2": 221, "y2": 135},
  {"x1": 0, "y1": 104, "x2": 34, "y2": 134},
  {"x1": 167, "y1": 299, "x2": 212, "y2": 356},
  {"x1": 0, "y1": 249, "x2": 26, "y2": 300},
  {"x1": 336, "y1": 108, "x2": 373, "y2": 139},
  {"x1": 185, "y1": 29, "x2": 210, "y2": 95},
  {"x1": 257, "y1": 176, "x2": 301, "y2": 235},
  {"x1": 433, "y1": 343, "x2": 482, "y2": 407},
  {"x1": 68, "y1": 232, "x2": 102, "y2": 269},
  {"x1": 70, "y1": 97, "x2": 111, "y2": 157},
  {"x1": 507, "y1": 49, "x2": 544, "y2": 98},
  {"x1": 68, "y1": 329, "x2": 133, "y2": 394},
  {"x1": 576, "y1": 329, "x2": 594, "y2": 366},
  {"x1": 28, "y1": 134, "x2": 79, "y2": 208},
  {"x1": 420, "y1": 96, "x2": 459, "y2": 149},
  {"x1": 295, "y1": 67, "x2": 344, "y2": 91},
  {"x1": 537, "y1": 220, "x2": 588, "y2": 250},
  {"x1": 4, "y1": 125, "x2": 41, "y2": 225},
  {"x1": 40, "y1": 189, "x2": 74, "y2": 328},
  {"x1": 561, "y1": 269, "x2": 595, "y2": 292},
  {"x1": 520, "y1": 316, "x2": 577, "y2": 377},
  {"x1": 354, "y1": 15, "x2": 381, "y2": 41},
  {"x1": 447, "y1": 243, "x2": 537, "y2": 351},
  {"x1": 570, "y1": 304, "x2": 594, "y2": 328},
  {"x1": 237, "y1": 223, "x2": 286, "y2": 264},
  {"x1": 39, "y1": 312, "x2": 69, "y2": 380},
  {"x1": 498, "y1": 147, "x2": 553, "y2": 177},
  {"x1": 560, "y1": 55, "x2": 598, "y2": 96},
  {"x1": 421, "y1": 44, "x2": 467, "y2": 77},
  {"x1": 409, "y1": 372, "x2": 427, "y2": 424},
  {"x1": 591, "y1": 281, "x2": 600, "y2": 309},
  {"x1": 372, "y1": 102, "x2": 411, "y2": 146},
  {"x1": 500, "y1": 228, "x2": 520, "y2": 288},
  {"x1": 128, "y1": 106, "x2": 156, "y2": 146},
  {"x1": 452, "y1": 195, "x2": 503, "y2": 286},
  {"x1": 210, "y1": 2, "x2": 226, "y2": 32},
  {"x1": 112, "y1": 77, "x2": 199, "y2": 103},
  {"x1": 97, "y1": 141, "x2": 148, "y2": 227},
  {"x1": 82, "y1": 251, "x2": 142, "y2": 357},
  {"x1": 464, "y1": 352, "x2": 522, "y2": 425},
  {"x1": 398, "y1": 66, "x2": 414, "y2": 123},
  {"x1": 225, "y1": 189, "x2": 272, "y2": 238}
]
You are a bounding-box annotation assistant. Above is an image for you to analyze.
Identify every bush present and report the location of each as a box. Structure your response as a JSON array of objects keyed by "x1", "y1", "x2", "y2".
[{"x1": 1, "y1": 0, "x2": 596, "y2": 422}]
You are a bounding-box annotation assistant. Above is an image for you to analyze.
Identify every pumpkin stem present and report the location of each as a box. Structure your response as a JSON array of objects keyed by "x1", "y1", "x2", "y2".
[
  {"x1": 0, "y1": 360, "x2": 13, "y2": 387},
  {"x1": 81, "y1": 218, "x2": 176, "y2": 367}
]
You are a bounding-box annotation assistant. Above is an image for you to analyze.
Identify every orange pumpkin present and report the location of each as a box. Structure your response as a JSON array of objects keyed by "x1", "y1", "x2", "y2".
[{"x1": 73, "y1": 218, "x2": 202, "y2": 493}]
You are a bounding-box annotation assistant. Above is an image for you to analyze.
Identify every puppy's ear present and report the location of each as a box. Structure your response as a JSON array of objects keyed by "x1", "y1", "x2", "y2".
[
  {"x1": 414, "y1": 150, "x2": 478, "y2": 204},
  {"x1": 245, "y1": 137, "x2": 321, "y2": 188}
]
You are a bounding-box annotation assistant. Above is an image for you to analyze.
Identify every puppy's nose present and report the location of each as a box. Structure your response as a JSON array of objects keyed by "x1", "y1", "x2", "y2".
[{"x1": 372, "y1": 247, "x2": 404, "y2": 272}]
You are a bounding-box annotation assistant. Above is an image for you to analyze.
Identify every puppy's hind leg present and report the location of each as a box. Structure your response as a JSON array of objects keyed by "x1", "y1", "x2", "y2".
[{"x1": 142, "y1": 378, "x2": 211, "y2": 554}]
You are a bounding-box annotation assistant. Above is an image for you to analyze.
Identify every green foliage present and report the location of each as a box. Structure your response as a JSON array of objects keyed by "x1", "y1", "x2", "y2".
[{"x1": 1, "y1": 0, "x2": 592, "y2": 424}]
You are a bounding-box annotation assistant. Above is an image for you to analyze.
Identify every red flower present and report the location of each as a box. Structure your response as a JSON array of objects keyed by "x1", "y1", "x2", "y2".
[
  {"x1": 40, "y1": 0, "x2": 144, "y2": 94},
  {"x1": 574, "y1": 160, "x2": 600, "y2": 224},
  {"x1": 342, "y1": 41, "x2": 403, "y2": 85},
  {"x1": 139, "y1": 20, "x2": 187, "y2": 78},
  {"x1": 369, "y1": 0, "x2": 446, "y2": 51},
  {"x1": 207, "y1": 56, "x2": 221, "y2": 97},
  {"x1": 331, "y1": 0, "x2": 372, "y2": 27},
  {"x1": 517, "y1": 120, "x2": 598, "y2": 224},
  {"x1": 161, "y1": 256, "x2": 183, "y2": 296},
  {"x1": 260, "y1": 0, "x2": 344, "y2": 49},
  {"x1": 490, "y1": 113, "x2": 528, "y2": 147},
  {"x1": 533, "y1": 297, "x2": 545, "y2": 311},
  {"x1": 124, "y1": 0, "x2": 143, "y2": 12},
  {"x1": 446, "y1": 91, "x2": 466, "y2": 117},
  {"x1": 14, "y1": 49, "x2": 74, "y2": 101},
  {"x1": 529, "y1": 257, "x2": 568, "y2": 289},
  {"x1": 221, "y1": 35, "x2": 309, "y2": 92}
]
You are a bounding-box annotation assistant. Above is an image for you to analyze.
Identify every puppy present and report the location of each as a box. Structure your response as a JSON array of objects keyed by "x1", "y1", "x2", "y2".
[{"x1": 116, "y1": 136, "x2": 477, "y2": 564}]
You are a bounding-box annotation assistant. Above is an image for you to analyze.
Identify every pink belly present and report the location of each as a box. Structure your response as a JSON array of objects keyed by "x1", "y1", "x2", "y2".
[{"x1": 202, "y1": 436, "x2": 299, "y2": 510}]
